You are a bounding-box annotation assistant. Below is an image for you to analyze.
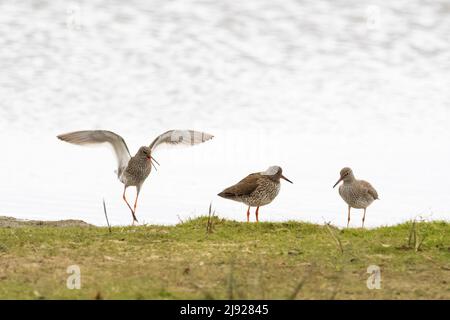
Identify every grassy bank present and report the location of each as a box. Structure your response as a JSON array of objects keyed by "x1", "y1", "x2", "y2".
[{"x1": 0, "y1": 217, "x2": 449, "y2": 299}]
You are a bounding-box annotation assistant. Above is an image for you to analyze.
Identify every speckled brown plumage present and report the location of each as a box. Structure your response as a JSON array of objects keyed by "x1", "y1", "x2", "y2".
[
  {"x1": 333, "y1": 167, "x2": 379, "y2": 228},
  {"x1": 218, "y1": 166, "x2": 292, "y2": 222}
]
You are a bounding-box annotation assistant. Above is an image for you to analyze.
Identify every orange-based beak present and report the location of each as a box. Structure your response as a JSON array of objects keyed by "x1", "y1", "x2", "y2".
[{"x1": 281, "y1": 175, "x2": 293, "y2": 184}]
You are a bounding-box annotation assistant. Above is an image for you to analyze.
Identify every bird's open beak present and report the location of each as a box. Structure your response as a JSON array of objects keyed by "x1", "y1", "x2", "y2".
[
  {"x1": 281, "y1": 175, "x2": 293, "y2": 184},
  {"x1": 333, "y1": 176, "x2": 343, "y2": 188},
  {"x1": 150, "y1": 155, "x2": 160, "y2": 171}
]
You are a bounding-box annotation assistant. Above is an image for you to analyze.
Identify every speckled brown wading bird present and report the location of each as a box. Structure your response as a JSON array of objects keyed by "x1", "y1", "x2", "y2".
[
  {"x1": 333, "y1": 167, "x2": 379, "y2": 228},
  {"x1": 57, "y1": 129, "x2": 214, "y2": 224},
  {"x1": 218, "y1": 166, "x2": 293, "y2": 222}
]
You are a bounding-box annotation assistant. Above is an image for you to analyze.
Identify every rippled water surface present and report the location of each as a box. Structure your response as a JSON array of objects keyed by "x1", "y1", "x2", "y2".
[{"x1": 0, "y1": 0, "x2": 449, "y2": 226}]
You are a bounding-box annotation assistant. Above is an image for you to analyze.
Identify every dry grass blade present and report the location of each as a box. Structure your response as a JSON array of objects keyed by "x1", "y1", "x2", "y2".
[
  {"x1": 206, "y1": 203, "x2": 216, "y2": 235},
  {"x1": 408, "y1": 220, "x2": 416, "y2": 248},
  {"x1": 415, "y1": 233, "x2": 427, "y2": 252},
  {"x1": 407, "y1": 219, "x2": 426, "y2": 252},
  {"x1": 288, "y1": 278, "x2": 307, "y2": 300},
  {"x1": 324, "y1": 222, "x2": 343, "y2": 254},
  {"x1": 288, "y1": 266, "x2": 313, "y2": 300},
  {"x1": 103, "y1": 199, "x2": 112, "y2": 233}
]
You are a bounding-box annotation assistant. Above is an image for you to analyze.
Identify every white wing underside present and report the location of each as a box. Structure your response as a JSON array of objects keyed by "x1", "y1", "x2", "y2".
[
  {"x1": 149, "y1": 130, "x2": 214, "y2": 153},
  {"x1": 58, "y1": 129, "x2": 214, "y2": 179},
  {"x1": 57, "y1": 130, "x2": 131, "y2": 178}
]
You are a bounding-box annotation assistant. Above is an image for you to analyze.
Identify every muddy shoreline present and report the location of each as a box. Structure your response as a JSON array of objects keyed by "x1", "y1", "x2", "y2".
[{"x1": 0, "y1": 216, "x2": 93, "y2": 228}]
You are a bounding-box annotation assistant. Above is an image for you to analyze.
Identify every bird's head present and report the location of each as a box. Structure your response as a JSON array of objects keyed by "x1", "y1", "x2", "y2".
[
  {"x1": 333, "y1": 167, "x2": 355, "y2": 188},
  {"x1": 138, "y1": 146, "x2": 160, "y2": 169},
  {"x1": 138, "y1": 146, "x2": 152, "y2": 160},
  {"x1": 262, "y1": 166, "x2": 293, "y2": 184}
]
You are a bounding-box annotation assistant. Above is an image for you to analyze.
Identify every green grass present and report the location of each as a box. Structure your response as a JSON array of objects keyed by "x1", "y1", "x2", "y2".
[{"x1": 0, "y1": 217, "x2": 449, "y2": 299}]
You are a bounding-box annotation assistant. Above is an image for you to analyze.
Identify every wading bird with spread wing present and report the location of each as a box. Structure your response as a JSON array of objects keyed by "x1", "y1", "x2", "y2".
[{"x1": 57, "y1": 129, "x2": 214, "y2": 224}]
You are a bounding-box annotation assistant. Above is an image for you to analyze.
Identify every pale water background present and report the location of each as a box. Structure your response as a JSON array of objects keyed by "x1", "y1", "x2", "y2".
[{"x1": 0, "y1": 0, "x2": 449, "y2": 227}]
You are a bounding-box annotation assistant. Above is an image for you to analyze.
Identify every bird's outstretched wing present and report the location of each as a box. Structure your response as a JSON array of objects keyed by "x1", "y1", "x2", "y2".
[
  {"x1": 218, "y1": 173, "x2": 260, "y2": 199},
  {"x1": 149, "y1": 130, "x2": 214, "y2": 152},
  {"x1": 57, "y1": 130, "x2": 131, "y2": 177}
]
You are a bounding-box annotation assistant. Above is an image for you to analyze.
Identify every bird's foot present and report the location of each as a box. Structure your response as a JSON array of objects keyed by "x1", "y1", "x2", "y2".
[{"x1": 131, "y1": 213, "x2": 139, "y2": 226}]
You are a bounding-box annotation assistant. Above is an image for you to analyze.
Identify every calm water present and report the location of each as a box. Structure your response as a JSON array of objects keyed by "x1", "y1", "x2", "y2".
[{"x1": 0, "y1": 0, "x2": 449, "y2": 226}]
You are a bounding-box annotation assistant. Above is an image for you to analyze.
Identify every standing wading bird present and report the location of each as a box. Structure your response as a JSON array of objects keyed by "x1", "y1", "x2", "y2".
[
  {"x1": 218, "y1": 166, "x2": 293, "y2": 222},
  {"x1": 57, "y1": 129, "x2": 214, "y2": 224},
  {"x1": 333, "y1": 167, "x2": 379, "y2": 228}
]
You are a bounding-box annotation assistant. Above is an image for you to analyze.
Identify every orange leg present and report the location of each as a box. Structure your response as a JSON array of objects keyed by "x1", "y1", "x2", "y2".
[
  {"x1": 123, "y1": 187, "x2": 138, "y2": 224},
  {"x1": 133, "y1": 192, "x2": 140, "y2": 216},
  {"x1": 246, "y1": 206, "x2": 250, "y2": 222},
  {"x1": 255, "y1": 206, "x2": 260, "y2": 223}
]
